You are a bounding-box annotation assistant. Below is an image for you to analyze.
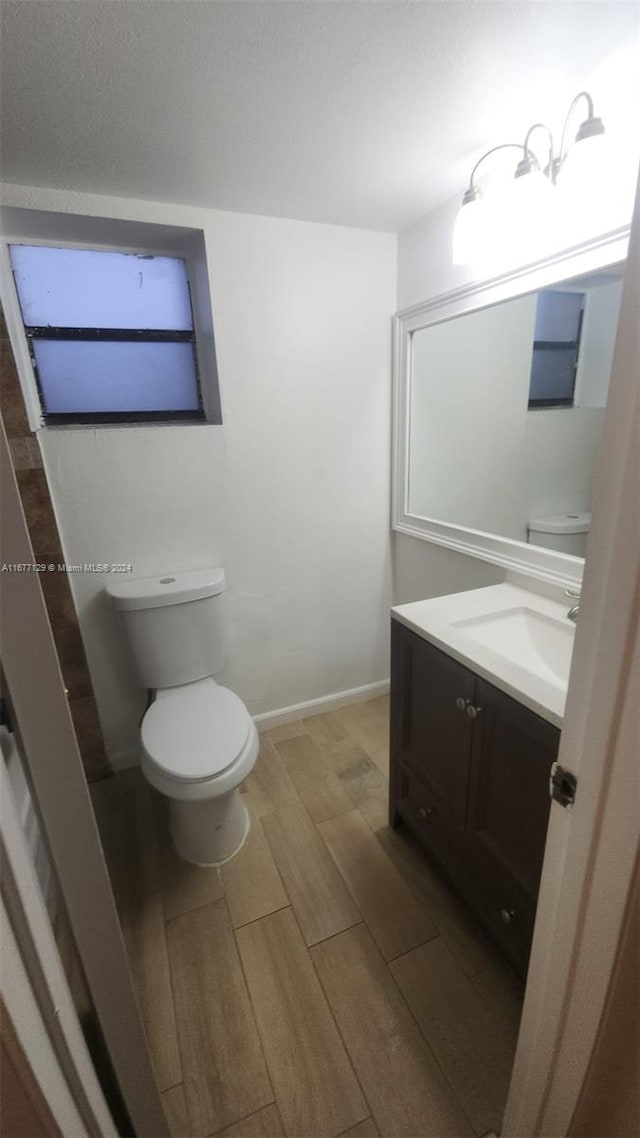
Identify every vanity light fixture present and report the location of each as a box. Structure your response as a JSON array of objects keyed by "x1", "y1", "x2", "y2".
[{"x1": 452, "y1": 92, "x2": 608, "y2": 266}]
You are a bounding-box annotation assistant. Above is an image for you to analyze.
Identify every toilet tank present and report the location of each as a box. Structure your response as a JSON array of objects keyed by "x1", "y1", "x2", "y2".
[
  {"x1": 106, "y1": 568, "x2": 227, "y2": 689},
  {"x1": 527, "y1": 512, "x2": 591, "y2": 558}
]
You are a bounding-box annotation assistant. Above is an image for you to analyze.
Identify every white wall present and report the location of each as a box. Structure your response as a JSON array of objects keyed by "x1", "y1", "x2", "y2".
[
  {"x1": 525, "y1": 280, "x2": 620, "y2": 520},
  {"x1": 524, "y1": 408, "x2": 605, "y2": 521},
  {"x1": 398, "y1": 195, "x2": 473, "y2": 311},
  {"x1": 575, "y1": 278, "x2": 624, "y2": 408},
  {"x1": 392, "y1": 533, "x2": 502, "y2": 605},
  {"x1": 1, "y1": 183, "x2": 396, "y2": 766}
]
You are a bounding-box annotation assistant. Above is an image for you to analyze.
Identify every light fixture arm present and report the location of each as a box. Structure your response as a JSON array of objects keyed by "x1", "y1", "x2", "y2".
[
  {"x1": 559, "y1": 91, "x2": 596, "y2": 167},
  {"x1": 468, "y1": 142, "x2": 528, "y2": 194},
  {"x1": 522, "y1": 122, "x2": 555, "y2": 180},
  {"x1": 452, "y1": 89, "x2": 611, "y2": 267},
  {"x1": 461, "y1": 90, "x2": 603, "y2": 198}
]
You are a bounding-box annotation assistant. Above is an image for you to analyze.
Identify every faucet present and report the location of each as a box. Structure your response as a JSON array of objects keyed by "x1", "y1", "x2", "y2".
[{"x1": 565, "y1": 588, "x2": 581, "y2": 623}]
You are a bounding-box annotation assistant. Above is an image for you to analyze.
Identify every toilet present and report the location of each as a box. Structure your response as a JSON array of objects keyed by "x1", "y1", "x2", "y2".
[
  {"x1": 527, "y1": 511, "x2": 591, "y2": 558},
  {"x1": 106, "y1": 568, "x2": 258, "y2": 866}
]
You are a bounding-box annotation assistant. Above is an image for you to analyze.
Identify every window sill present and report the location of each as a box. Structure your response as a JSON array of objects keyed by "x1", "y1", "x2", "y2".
[{"x1": 38, "y1": 418, "x2": 219, "y2": 432}]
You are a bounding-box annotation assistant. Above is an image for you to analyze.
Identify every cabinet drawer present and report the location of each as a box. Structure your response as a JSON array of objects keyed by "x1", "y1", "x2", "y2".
[
  {"x1": 397, "y1": 763, "x2": 468, "y2": 879},
  {"x1": 397, "y1": 762, "x2": 534, "y2": 976},
  {"x1": 466, "y1": 847, "x2": 537, "y2": 976}
]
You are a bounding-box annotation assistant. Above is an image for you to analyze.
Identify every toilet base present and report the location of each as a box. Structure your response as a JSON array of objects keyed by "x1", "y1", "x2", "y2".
[{"x1": 169, "y1": 788, "x2": 250, "y2": 866}]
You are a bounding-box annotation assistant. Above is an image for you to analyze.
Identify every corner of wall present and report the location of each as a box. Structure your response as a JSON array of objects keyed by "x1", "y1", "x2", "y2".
[{"x1": 1, "y1": 308, "x2": 111, "y2": 781}]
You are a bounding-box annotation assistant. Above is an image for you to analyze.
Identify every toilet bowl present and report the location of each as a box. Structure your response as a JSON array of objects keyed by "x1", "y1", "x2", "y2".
[
  {"x1": 107, "y1": 568, "x2": 258, "y2": 866},
  {"x1": 141, "y1": 678, "x2": 259, "y2": 865}
]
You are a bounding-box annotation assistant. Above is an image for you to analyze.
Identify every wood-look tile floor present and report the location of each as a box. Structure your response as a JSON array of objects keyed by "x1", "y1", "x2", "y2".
[{"x1": 92, "y1": 696, "x2": 523, "y2": 1138}]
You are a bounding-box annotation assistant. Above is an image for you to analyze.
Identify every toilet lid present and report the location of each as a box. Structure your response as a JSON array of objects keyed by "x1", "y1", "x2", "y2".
[{"x1": 141, "y1": 681, "x2": 251, "y2": 782}]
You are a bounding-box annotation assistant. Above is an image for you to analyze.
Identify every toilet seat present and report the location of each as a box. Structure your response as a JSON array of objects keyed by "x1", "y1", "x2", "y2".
[{"x1": 141, "y1": 677, "x2": 251, "y2": 783}]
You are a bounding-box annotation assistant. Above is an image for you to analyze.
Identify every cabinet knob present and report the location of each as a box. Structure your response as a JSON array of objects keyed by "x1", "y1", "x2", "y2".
[
  {"x1": 500, "y1": 907, "x2": 517, "y2": 925},
  {"x1": 455, "y1": 697, "x2": 466, "y2": 711},
  {"x1": 418, "y1": 806, "x2": 433, "y2": 819},
  {"x1": 466, "y1": 704, "x2": 481, "y2": 719}
]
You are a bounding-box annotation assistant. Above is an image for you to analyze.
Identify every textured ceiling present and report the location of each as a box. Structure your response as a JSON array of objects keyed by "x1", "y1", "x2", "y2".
[{"x1": 1, "y1": 1, "x2": 638, "y2": 232}]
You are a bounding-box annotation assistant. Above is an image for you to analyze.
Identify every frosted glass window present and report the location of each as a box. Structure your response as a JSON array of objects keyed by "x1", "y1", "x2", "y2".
[
  {"x1": 9, "y1": 245, "x2": 193, "y2": 330},
  {"x1": 8, "y1": 242, "x2": 205, "y2": 423},
  {"x1": 534, "y1": 291, "x2": 584, "y2": 343},
  {"x1": 33, "y1": 341, "x2": 199, "y2": 414},
  {"x1": 529, "y1": 347, "x2": 579, "y2": 404}
]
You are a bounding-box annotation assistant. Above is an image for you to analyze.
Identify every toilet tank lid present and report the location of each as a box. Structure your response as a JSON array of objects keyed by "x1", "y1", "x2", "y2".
[
  {"x1": 528, "y1": 511, "x2": 591, "y2": 535},
  {"x1": 106, "y1": 568, "x2": 225, "y2": 611}
]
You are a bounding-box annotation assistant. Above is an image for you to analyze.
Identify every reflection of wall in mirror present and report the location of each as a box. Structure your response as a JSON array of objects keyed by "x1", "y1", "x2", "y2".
[
  {"x1": 409, "y1": 294, "x2": 536, "y2": 540},
  {"x1": 575, "y1": 278, "x2": 623, "y2": 408},
  {"x1": 408, "y1": 276, "x2": 622, "y2": 546},
  {"x1": 524, "y1": 277, "x2": 622, "y2": 522}
]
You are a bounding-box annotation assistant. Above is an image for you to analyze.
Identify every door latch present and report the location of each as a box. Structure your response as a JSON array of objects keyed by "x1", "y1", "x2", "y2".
[{"x1": 550, "y1": 761, "x2": 578, "y2": 809}]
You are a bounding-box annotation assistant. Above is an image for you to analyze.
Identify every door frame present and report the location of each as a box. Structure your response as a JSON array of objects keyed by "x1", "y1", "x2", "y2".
[
  {"x1": 1, "y1": 757, "x2": 116, "y2": 1137},
  {"x1": 502, "y1": 175, "x2": 640, "y2": 1135},
  {"x1": 2, "y1": 898, "x2": 86, "y2": 1136},
  {"x1": 0, "y1": 418, "x2": 169, "y2": 1137}
]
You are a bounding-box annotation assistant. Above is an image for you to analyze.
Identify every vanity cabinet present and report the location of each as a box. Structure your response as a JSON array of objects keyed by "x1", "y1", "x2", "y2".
[{"x1": 390, "y1": 619, "x2": 559, "y2": 977}]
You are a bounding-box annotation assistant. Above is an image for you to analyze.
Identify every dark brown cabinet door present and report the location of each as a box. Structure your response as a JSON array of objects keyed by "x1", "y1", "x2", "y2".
[
  {"x1": 390, "y1": 620, "x2": 561, "y2": 977},
  {"x1": 391, "y1": 621, "x2": 474, "y2": 826},
  {"x1": 466, "y1": 677, "x2": 559, "y2": 968}
]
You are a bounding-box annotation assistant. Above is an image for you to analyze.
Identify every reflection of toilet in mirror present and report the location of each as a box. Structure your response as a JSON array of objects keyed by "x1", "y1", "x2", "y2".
[{"x1": 527, "y1": 511, "x2": 591, "y2": 557}]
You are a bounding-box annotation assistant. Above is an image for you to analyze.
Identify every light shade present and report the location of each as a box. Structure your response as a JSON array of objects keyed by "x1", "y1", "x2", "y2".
[
  {"x1": 452, "y1": 195, "x2": 487, "y2": 265},
  {"x1": 504, "y1": 169, "x2": 558, "y2": 260},
  {"x1": 558, "y1": 131, "x2": 635, "y2": 238},
  {"x1": 473, "y1": 169, "x2": 558, "y2": 270},
  {"x1": 559, "y1": 132, "x2": 607, "y2": 195}
]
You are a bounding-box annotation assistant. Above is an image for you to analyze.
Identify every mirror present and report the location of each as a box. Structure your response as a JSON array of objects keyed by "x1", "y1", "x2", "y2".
[
  {"x1": 408, "y1": 266, "x2": 623, "y2": 557},
  {"x1": 392, "y1": 229, "x2": 630, "y2": 587}
]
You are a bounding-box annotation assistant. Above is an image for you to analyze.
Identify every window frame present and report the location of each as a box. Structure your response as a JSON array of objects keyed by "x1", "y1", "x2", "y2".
[
  {"x1": 9, "y1": 244, "x2": 204, "y2": 427},
  {"x1": 527, "y1": 294, "x2": 585, "y2": 411},
  {"x1": 1, "y1": 225, "x2": 219, "y2": 430}
]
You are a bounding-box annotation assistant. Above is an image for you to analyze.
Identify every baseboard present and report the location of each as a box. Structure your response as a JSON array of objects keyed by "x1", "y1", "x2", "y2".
[
  {"x1": 252, "y1": 679, "x2": 390, "y2": 732},
  {"x1": 107, "y1": 679, "x2": 390, "y2": 769}
]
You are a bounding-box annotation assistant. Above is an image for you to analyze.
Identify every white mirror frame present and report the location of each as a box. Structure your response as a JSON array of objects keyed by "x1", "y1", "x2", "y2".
[{"x1": 392, "y1": 225, "x2": 631, "y2": 590}]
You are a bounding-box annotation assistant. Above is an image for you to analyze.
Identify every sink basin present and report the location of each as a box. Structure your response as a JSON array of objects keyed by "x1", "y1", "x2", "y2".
[
  {"x1": 452, "y1": 606, "x2": 574, "y2": 686},
  {"x1": 392, "y1": 582, "x2": 577, "y2": 725}
]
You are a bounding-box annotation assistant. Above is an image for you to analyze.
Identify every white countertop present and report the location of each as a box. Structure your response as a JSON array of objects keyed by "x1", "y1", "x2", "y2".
[{"x1": 391, "y1": 583, "x2": 575, "y2": 728}]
